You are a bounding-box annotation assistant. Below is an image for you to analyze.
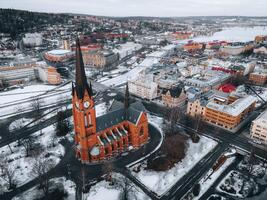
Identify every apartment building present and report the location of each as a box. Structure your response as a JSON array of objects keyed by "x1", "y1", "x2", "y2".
[
  {"x1": 0, "y1": 58, "x2": 37, "y2": 86},
  {"x1": 83, "y1": 50, "x2": 119, "y2": 70},
  {"x1": 185, "y1": 70, "x2": 231, "y2": 92},
  {"x1": 183, "y1": 42, "x2": 203, "y2": 52},
  {"x1": 220, "y1": 43, "x2": 254, "y2": 55},
  {"x1": 187, "y1": 90, "x2": 256, "y2": 130},
  {"x1": 249, "y1": 72, "x2": 267, "y2": 85},
  {"x1": 128, "y1": 74, "x2": 159, "y2": 100},
  {"x1": 250, "y1": 110, "x2": 267, "y2": 144},
  {"x1": 37, "y1": 66, "x2": 62, "y2": 85},
  {"x1": 187, "y1": 90, "x2": 228, "y2": 118},
  {"x1": 205, "y1": 95, "x2": 256, "y2": 130}
]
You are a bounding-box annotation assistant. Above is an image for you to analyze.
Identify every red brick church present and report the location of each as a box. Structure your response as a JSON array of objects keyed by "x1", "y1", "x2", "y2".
[{"x1": 72, "y1": 39, "x2": 149, "y2": 163}]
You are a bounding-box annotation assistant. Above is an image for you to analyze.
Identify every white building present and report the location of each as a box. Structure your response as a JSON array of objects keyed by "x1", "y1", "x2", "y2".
[
  {"x1": 128, "y1": 74, "x2": 158, "y2": 100},
  {"x1": 22, "y1": 33, "x2": 43, "y2": 47},
  {"x1": 250, "y1": 110, "x2": 267, "y2": 145},
  {"x1": 185, "y1": 70, "x2": 231, "y2": 92},
  {"x1": 37, "y1": 65, "x2": 62, "y2": 85}
]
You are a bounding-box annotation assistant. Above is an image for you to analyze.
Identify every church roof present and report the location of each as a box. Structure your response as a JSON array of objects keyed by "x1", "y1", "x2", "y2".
[{"x1": 96, "y1": 100, "x2": 145, "y2": 132}]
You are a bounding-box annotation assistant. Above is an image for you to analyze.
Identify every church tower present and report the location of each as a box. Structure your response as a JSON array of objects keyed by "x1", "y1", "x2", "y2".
[{"x1": 72, "y1": 39, "x2": 97, "y2": 163}]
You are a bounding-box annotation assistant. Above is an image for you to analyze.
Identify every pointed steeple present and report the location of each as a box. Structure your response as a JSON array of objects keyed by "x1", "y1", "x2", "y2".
[
  {"x1": 74, "y1": 38, "x2": 92, "y2": 99},
  {"x1": 124, "y1": 82, "x2": 130, "y2": 109},
  {"x1": 89, "y1": 82, "x2": 93, "y2": 96}
]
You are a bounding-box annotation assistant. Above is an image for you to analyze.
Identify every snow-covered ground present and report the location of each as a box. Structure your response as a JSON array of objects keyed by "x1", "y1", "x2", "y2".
[
  {"x1": 177, "y1": 26, "x2": 267, "y2": 43},
  {"x1": 9, "y1": 118, "x2": 34, "y2": 131},
  {"x1": 0, "y1": 84, "x2": 58, "y2": 105},
  {"x1": 238, "y1": 158, "x2": 267, "y2": 178},
  {"x1": 101, "y1": 65, "x2": 145, "y2": 87},
  {"x1": 12, "y1": 177, "x2": 75, "y2": 200},
  {"x1": 0, "y1": 125, "x2": 65, "y2": 192},
  {"x1": 217, "y1": 170, "x2": 259, "y2": 198},
  {"x1": 85, "y1": 173, "x2": 150, "y2": 200},
  {"x1": 126, "y1": 114, "x2": 164, "y2": 168},
  {"x1": 130, "y1": 135, "x2": 217, "y2": 196},
  {"x1": 192, "y1": 156, "x2": 236, "y2": 200},
  {"x1": 0, "y1": 83, "x2": 71, "y2": 119}
]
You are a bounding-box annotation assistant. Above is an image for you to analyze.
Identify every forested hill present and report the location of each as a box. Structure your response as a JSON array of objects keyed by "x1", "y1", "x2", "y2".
[{"x1": 0, "y1": 9, "x2": 72, "y2": 39}]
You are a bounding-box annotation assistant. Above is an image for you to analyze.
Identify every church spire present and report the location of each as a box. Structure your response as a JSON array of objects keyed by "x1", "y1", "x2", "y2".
[
  {"x1": 124, "y1": 82, "x2": 130, "y2": 109},
  {"x1": 89, "y1": 81, "x2": 93, "y2": 96},
  {"x1": 74, "y1": 38, "x2": 91, "y2": 99}
]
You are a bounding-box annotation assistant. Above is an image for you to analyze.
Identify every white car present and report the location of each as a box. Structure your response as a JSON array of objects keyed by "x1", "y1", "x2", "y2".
[{"x1": 253, "y1": 139, "x2": 262, "y2": 145}]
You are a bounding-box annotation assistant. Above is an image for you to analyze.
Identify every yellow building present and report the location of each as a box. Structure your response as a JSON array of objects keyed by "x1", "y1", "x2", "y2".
[
  {"x1": 205, "y1": 95, "x2": 256, "y2": 130},
  {"x1": 187, "y1": 90, "x2": 256, "y2": 130},
  {"x1": 187, "y1": 90, "x2": 228, "y2": 118}
]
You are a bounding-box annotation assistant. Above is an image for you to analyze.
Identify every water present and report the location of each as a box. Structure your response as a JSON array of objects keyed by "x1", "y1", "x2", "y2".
[{"x1": 178, "y1": 26, "x2": 267, "y2": 43}]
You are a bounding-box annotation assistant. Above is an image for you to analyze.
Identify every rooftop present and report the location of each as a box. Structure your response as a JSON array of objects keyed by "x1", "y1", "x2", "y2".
[
  {"x1": 253, "y1": 109, "x2": 267, "y2": 125},
  {"x1": 206, "y1": 95, "x2": 257, "y2": 117},
  {"x1": 47, "y1": 49, "x2": 72, "y2": 55}
]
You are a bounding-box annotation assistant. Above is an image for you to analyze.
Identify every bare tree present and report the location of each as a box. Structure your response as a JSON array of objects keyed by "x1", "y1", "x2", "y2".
[
  {"x1": 102, "y1": 162, "x2": 114, "y2": 182},
  {"x1": 163, "y1": 107, "x2": 182, "y2": 135},
  {"x1": 249, "y1": 147, "x2": 255, "y2": 173},
  {"x1": 31, "y1": 98, "x2": 44, "y2": 119},
  {"x1": 191, "y1": 114, "x2": 201, "y2": 143},
  {"x1": 31, "y1": 157, "x2": 55, "y2": 196},
  {"x1": 0, "y1": 157, "x2": 16, "y2": 190},
  {"x1": 51, "y1": 131, "x2": 57, "y2": 147},
  {"x1": 21, "y1": 135, "x2": 34, "y2": 157},
  {"x1": 15, "y1": 105, "x2": 24, "y2": 114},
  {"x1": 38, "y1": 117, "x2": 45, "y2": 136},
  {"x1": 115, "y1": 176, "x2": 135, "y2": 200}
]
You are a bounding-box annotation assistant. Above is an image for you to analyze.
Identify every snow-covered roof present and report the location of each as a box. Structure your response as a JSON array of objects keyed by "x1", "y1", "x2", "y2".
[
  {"x1": 47, "y1": 49, "x2": 72, "y2": 55},
  {"x1": 206, "y1": 95, "x2": 257, "y2": 117},
  {"x1": 253, "y1": 110, "x2": 267, "y2": 126}
]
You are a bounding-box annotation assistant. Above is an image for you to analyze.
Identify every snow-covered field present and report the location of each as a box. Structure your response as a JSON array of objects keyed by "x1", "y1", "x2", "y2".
[
  {"x1": 0, "y1": 83, "x2": 71, "y2": 118},
  {"x1": 85, "y1": 173, "x2": 150, "y2": 200},
  {"x1": 0, "y1": 84, "x2": 58, "y2": 105},
  {"x1": 130, "y1": 121, "x2": 217, "y2": 196},
  {"x1": 0, "y1": 125, "x2": 65, "y2": 192}
]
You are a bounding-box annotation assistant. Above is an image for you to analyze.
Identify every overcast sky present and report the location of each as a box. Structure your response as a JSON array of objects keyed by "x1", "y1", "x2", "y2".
[{"x1": 1, "y1": 0, "x2": 267, "y2": 17}]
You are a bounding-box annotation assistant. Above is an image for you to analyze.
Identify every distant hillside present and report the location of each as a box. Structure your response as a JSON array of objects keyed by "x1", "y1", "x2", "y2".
[{"x1": 0, "y1": 9, "x2": 72, "y2": 39}]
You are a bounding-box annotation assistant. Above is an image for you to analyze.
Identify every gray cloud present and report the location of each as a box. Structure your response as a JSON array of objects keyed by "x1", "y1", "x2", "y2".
[{"x1": 1, "y1": 0, "x2": 267, "y2": 16}]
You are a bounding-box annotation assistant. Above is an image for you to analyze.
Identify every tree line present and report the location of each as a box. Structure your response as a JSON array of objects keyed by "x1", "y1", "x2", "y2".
[{"x1": 0, "y1": 9, "x2": 72, "y2": 39}]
